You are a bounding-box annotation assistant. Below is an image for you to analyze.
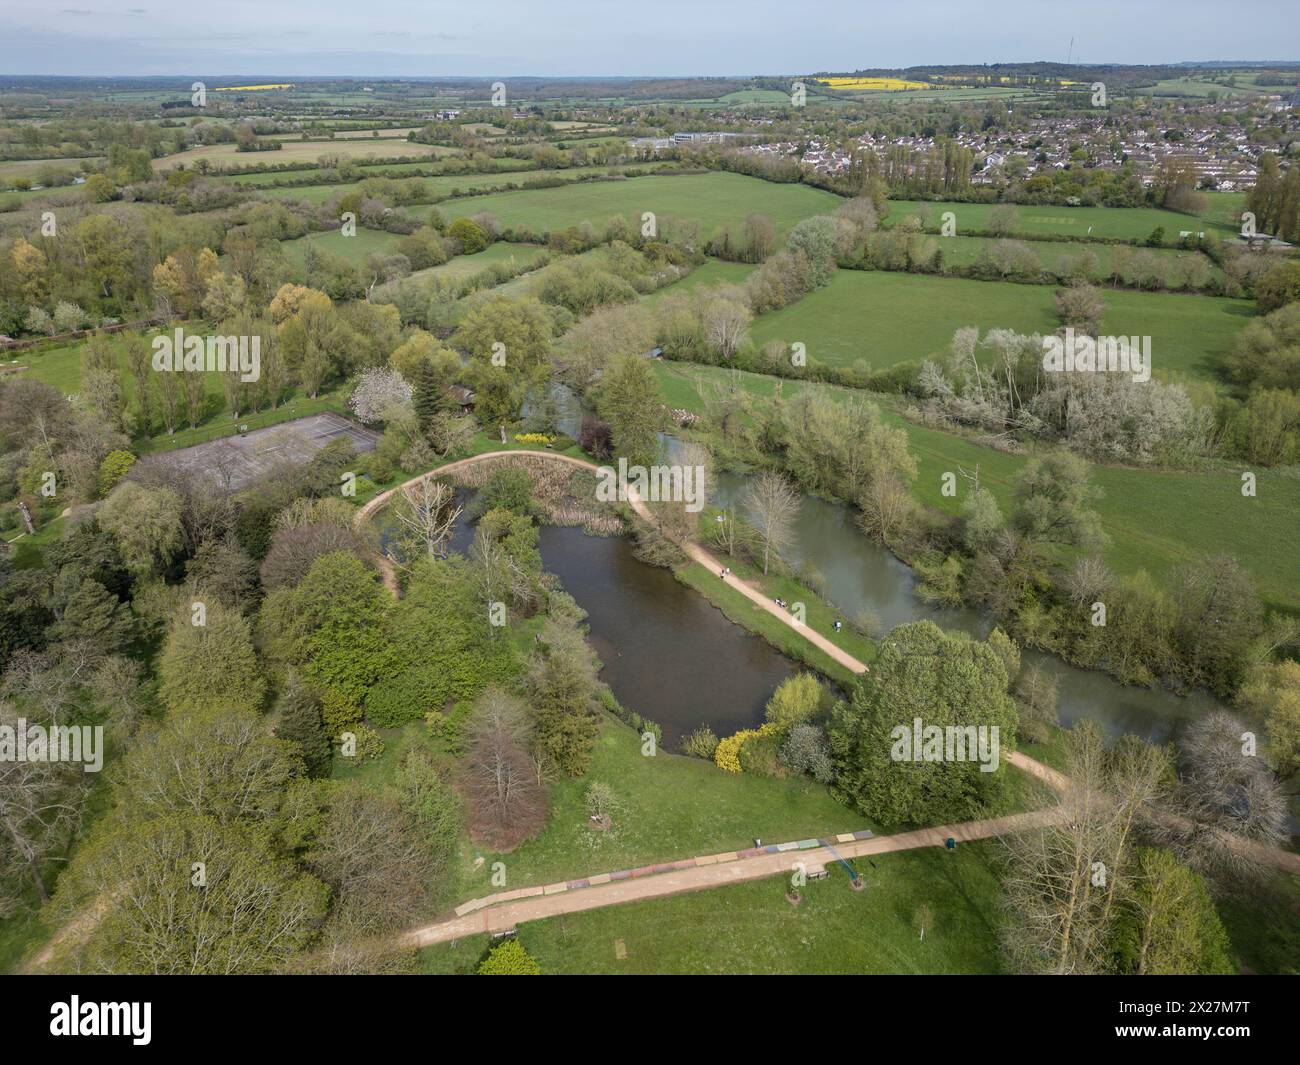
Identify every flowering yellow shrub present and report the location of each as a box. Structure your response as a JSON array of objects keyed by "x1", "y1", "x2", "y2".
[
  {"x1": 714, "y1": 723, "x2": 779, "y2": 773},
  {"x1": 513, "y1": 433, "x2": 554, "y2": 447}
]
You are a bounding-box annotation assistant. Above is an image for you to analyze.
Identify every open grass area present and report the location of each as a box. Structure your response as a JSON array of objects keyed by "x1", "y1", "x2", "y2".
[
  {"x1": 652, "y1": 361, "x2": 1300, "y2": 612},
  {"x1": 924, "y1": 234, "x2": 1225, "y2": 291},
  {"x1": 252, "y1": 163, "x2": 663, "y2": 205},
  {"x1": 883, "y1": 199, "x2": 1240, "y2": 242},
  {"x1": 419, "y1": 839, "x2": 1008, "y2": 974},
  {"x1": 434, "y1": 171, "x2": 842, "y2": 240},
  {"x1": 640, "y1": 257, "x2": 756, "y2": 307},
  {"x1": 152, "y1": 139, "x2": 451, "y2": 171},
  {"x1": 406, "y1": 241, "x2": 549, "y2": 284},
  {"x1": 281, "y1": 225, "x2": 404, "y2": 265},
  {"x1": 14, "y1": 327, "x2": 352, "y2": 452},
  {"x1": 747, "y1": 270, "x2": 1251, "y2": 387}
]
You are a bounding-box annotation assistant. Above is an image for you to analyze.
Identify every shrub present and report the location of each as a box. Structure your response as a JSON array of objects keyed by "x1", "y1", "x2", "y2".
[
  {"x1": 681, "y1": 726, "x2": 719, "y2": 759},
  {"x1": 780, "y1": 723, "x2": 835, "y2": 783},
  {"x1": 478, "y1": 938, "x2": 540, "y2": 975},
  {"x1": 98, "y1": 449, "x2": 136, "y2": 497}
]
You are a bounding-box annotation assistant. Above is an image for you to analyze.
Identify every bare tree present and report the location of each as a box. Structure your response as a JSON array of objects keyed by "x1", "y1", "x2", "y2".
[
  {"x1": 0, "y1": 704, "x2": 88, "y2": 909},
  {"x1": 742, "y1": 471, "x2": 800, "y2": 575},
  {"x1": 461, "y1": 689, "x2": 546, "y2": 851},
  {"x1": 390, "y1": 478, "x2": 461, "y2": 565},
  {"x1": 1156, "y1": 710, "x2": 1288, "y2": 884}
]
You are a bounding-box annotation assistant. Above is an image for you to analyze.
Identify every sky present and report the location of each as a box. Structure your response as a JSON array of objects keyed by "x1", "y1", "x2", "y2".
[{"x1": 1, "y1": 0, "x2": 1297, "y2": 77}]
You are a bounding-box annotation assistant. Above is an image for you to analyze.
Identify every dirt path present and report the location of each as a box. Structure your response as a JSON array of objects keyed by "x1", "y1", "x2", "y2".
[{"x1": 400, "y1": 809, "x2": 1066, "y2": 948}]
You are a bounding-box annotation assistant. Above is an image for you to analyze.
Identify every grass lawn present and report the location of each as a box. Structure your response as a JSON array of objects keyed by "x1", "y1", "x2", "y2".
[
  {"x1": 883, "y1": 199, "x2": 1239, "y2": 242},
  {"x1": 924, "y1": 234, "x2": 1225, "y2": 291},
  {"x1": 281, "y1": 226, "x2": 404, "y2": 265},
  {"x1": 252, "y1": 163, "x2": 662, "y2": 205},
  {"x1": 14, "y1": 328, "x2": 352, "y2": 453},
  {"x1": 640, "y1": 257, "x2": 756, "y2": 308},
  {"x1": 652, "y1": 361, "x2": 1300, "y2": 612},
  {"x1": 151, "y1": 140, "x2": 451, "y2": 171},
  {"x1": 434, "y1": 171, "x2": 842, "y2": 241},
  {"x1": 419, "y1": 839, "x2": 1008, "y2": 974},
  {"x1": 747, "y1": 270, "x2": 1251, "y2": 388},
  {"x1": 406, "y1": 241, "x2": 548, "y2": 284}
]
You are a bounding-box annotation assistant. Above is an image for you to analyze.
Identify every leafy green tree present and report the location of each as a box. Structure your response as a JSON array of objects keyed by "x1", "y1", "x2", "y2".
[
  {"x1": 829, "y1": 621, "x2": 1018, "y2": 826},
  {"x1": 1111, "y1": 847, "x2": 1233, "y2": 975},
  {"x1": 394, "y1": 748, "x2": 461, "y2": 882},
  {"x1": 53, "y1": 811, "x2": 328, "y2": 974},
  {"x1": 597, "y1": 353, "x2": 661, "y2": 468},
  {"x1": 525, "y1": 617, "x2": 601, "y2": 777},
  {"x1": 159, "y1": 599, "x2": 266, "y2": 717},
  {"x1": 274, "y1": 675, "x2": 332, "y2": 777},
  {"x1": 97, "y1": 481, "x2": 185, "y2": 578},
  {"x1": 46, "y1": 577, "x2": 132, "y2": 654},
  {"x1": 1011, "y1": 452, "x2": 1104, "y2": 549}
]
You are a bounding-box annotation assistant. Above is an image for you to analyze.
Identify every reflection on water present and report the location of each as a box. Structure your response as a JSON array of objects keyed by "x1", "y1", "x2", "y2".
[{"x1": 536, "y1": 525, "x2": 796, "y2": 745}]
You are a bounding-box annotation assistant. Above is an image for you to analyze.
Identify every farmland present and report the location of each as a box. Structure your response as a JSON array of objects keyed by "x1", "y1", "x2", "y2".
[
  {"x1": 883, "y1": 199, "x2": 1241, "y2": 242},
  {"x1": 151, "y1": 139, "x2": 453, "y2": 171},
  {"x1": 747, "y1": 270, "x2": 1251, "y2": 386},
  {"x1": 432, "y1": 171, "x2": 843, "y2": 239}
]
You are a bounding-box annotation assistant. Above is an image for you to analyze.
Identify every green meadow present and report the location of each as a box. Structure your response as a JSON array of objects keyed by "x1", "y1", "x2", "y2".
[
  {"x1": 747, "y1": 271, "x2": 1251, "y2": 388},
  {"x1": 926, "y1": 234, "x2": 1225, "y2": 290},
  {"x1": 419, "y1": 841, "x2": 1008, "y2": 975},
  {"x1": 883, "y1": 199, "x2": 1240, "y2": 242},
  {"x1": 433, "y1": 171, "x2": 842, "y2": 240},
  {"x1": 281, "y1": 226, "x2": 404, "y2": 264}
]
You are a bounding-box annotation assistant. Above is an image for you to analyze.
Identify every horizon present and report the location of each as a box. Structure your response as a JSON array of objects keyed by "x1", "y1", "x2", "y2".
[{"x1": 3, "y1": 0, "x2": 1299, "y2": 77}]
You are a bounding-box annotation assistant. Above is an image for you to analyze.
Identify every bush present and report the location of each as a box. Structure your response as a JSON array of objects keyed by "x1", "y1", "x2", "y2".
[
  {"x1": 681, "y1": 726, "x2": 719, "y2": 759},
  {"x1": 478, "y1": 938, "x2": 540, "y2": 975},
  {"x1": 780, "y1": 723, "x2": 834, "y2": 783},
  {"x1": 98, "y1": 449, "x2": 136, "y2": 497}
]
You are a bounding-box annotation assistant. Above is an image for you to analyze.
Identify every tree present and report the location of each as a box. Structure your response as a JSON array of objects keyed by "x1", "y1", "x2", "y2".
[
  {"x1": 597, "y1": 353, "x2": 661, "y2": 468},
  {"x1": 829, "y1": 621, "x2": 1018, "y2": 826},
  {"x1": 46, "y1": 577, "x2": 132, "y2": 655},
  {"x1": 524, "y1": 617, "x2": 601, "y2": 777},
  {"x1": 462, "y1": 688, "x2": 546, "y2": 851},
  {"x1": 390, "y1": 477, "x2": 463, "y2": 565},
  {"x1": 394, "y1": 748, "x2": 461, "y2": 881},
  {"x1": 743, "y1": 470, "x2": 800, "y2": 575},
  {"x1": 478, "y1": 938, "x2": 540, "y2": 974},
  {"x1": 912, "y1": 903, "x2": 934, "y2": 942},
  {"x1": 158, "y1": 599, "x2": 266, "y2": 717},
  {"x1": 1111, "y1": 847, "x2": 1232, "y2": 975},
  {"x1": 97, "y1": 481, "x2": 185, "y2": 578},
  {"x1": 348, "y1": 367, "x2": 412, "y2": 426},
  {"x1": 1159, "y1": 710, "x2": 1288, "y2": 884},
  {"x1": 274, "y1": 675, "x2": 332, "y2": 777},
  {"x1": 53, "y1": 811, "x2": 327, "y2": 974},
  {"x1": 1011, "y1": 452, "x2": 1104, "y2": 549},
  {"x1": 307, "y1": 783, "x2": 434, "y2": 934},
  {"x1": 0, "y1": 704, "x2": 88, "y2": 908}
]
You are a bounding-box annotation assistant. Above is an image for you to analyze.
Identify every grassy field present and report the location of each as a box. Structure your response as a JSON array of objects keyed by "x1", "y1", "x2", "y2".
[
  {"x1": 652, "y1": 361, "x2": 1300, "y2": 612},
  {"x1": 250, "y1": 163, "x2": 663, "y2": 205},
  {"x1": 419, "y1": 840, "x2": 1008, "y2": 974},
  {"x1": 281, "y1": 226, "x2": 404, "y2": 265},
  {"x1": 925, "y1": 234, "x2": 1225, "y2": 290},
  {"x1": 747, "y1": 270, "x2": 1251, "y2": 387},
  {"x1": 337, "y1": 713, "x2": 867, "y2": 904},
  {"x1": 433, "y1": 171, "x2": 842, "y2": 240},
  {"x1": 640, "y1": 257, "x2": 756, "y2": 307},
  {"x1": 13, "y1": 327, "x2": 351, "y2": 452},
  {"x1": 407, "y1": 241, "x2": 549, "y2": 283},
  {"x1": 884, "y1": 199, "x2": 1240, "y2": 242},
  {"x1": 152, "y1": 140, "x2": 452, "y2": 171}
]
